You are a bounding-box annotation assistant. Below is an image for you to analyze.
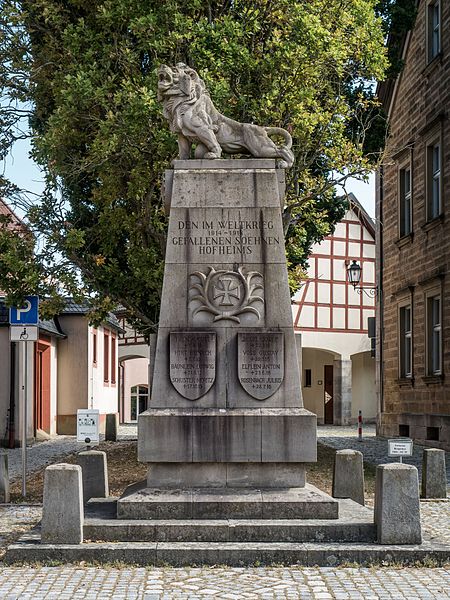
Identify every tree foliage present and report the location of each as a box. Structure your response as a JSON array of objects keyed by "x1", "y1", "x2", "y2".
[
  {"x1": 0, "y1": 0, "x2": 387, "y2": 332},
  {"x1": 375, "y1": 0, "x2": 418, "y2": 78}
]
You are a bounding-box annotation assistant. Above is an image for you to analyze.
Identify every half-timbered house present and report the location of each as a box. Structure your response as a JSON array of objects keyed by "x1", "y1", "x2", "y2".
[{"x1": 292, "y1": 193, "x2": 376, "y2": 424}]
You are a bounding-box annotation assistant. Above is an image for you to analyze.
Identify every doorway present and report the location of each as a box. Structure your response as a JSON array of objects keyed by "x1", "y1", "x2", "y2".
[
  {"x1": 34, "y1": 340, "x2": 51, "y2": 434},
  {"x1": 324, "y1": 364, "x2": 334, "y2": 424}
]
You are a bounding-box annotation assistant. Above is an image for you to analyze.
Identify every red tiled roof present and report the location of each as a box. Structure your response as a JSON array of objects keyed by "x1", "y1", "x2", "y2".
[{"x1": 0, "y1": 198, "x2": 26, "y2": 231}]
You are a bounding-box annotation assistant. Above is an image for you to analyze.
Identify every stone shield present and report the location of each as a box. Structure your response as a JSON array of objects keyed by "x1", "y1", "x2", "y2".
[
  {"x1": 238, "y1": 332, "x2": 284, "y2": 400},
  {"x1": 169, "y1": 331, "x2": 216, "y2": 400}
]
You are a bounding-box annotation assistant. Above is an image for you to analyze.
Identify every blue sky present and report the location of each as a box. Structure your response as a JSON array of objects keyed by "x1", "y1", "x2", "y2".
[{"x1": 3, "y1": 136, "x2": 376, "y2": 218}]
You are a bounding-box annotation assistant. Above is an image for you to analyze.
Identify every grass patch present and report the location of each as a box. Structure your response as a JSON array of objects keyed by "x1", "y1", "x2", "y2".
[{"x1": 10, "y1": 441, "x2": 147, "y2": 503}]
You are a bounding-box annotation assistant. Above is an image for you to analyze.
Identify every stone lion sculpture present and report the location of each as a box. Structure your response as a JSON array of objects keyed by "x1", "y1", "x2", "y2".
[{"x1": 157, "y1": 63, "x2": 294, "y2": 168}]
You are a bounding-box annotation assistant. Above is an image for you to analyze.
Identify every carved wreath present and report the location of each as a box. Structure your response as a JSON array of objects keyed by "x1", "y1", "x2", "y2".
[{"x1": 190, "y1": 266, "x2": 264, "y2": 323}]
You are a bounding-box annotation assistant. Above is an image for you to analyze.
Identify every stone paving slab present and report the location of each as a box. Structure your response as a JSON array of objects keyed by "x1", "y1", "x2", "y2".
[{"x1": 0, "y1": 565, "x2": 449, "y2": 598}]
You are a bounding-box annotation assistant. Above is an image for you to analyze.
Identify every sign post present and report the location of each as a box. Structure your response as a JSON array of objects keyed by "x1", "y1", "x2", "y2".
[
  {"x1": 388, "y1": 438, "x2": 413, "y2": 463},
  {"x1": 9, "y1": 296, "x2": 39, "y2": 498}
]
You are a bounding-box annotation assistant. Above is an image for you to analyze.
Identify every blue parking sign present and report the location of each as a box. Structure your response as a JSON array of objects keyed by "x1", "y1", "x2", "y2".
[{"x1": 9, "y1": 296, "x2": 39, "y2": 325}]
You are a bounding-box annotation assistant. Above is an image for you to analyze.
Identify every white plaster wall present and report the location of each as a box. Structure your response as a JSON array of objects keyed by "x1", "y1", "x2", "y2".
[
  {"x1": 351, "y1": 351, "x2": 376, "y2": 420},
  {"x1": 88, "y1": 324, "x2": 118, "y2": 414},
  {"x1": 300, "y1": 329, "x2": 370, "y2": 360},
  {"x1": 118, "y1": 343, "x2": 149, "y2": 361},
  {"x1": 301, "y1": 348, "x2": 337, "y2": 421}
]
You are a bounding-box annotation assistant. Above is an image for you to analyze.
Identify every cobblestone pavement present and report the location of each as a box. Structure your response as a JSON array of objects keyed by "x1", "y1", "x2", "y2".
[
  {"x1": 317, "y1": 425, "x2": 450, "y2": 486},
  {"x1": 0, "y1": 564, "x2": 448, "y2": 599}
]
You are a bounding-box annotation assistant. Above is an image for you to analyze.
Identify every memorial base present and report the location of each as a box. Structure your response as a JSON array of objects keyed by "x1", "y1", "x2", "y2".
[
  {"x1": 116, "y1": 484, "x2": 339, "y2": 520},
  {"x1": 138, "y1": 407, "x2": 316, "y2": 489},
  {"x1": 145, "y1": 463, "x2": 306, "y2": 489}
]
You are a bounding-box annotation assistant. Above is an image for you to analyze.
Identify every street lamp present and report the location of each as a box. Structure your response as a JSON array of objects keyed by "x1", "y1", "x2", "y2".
[{"x1": 346, "y1": 260, "x2": 378, "y2": 298}]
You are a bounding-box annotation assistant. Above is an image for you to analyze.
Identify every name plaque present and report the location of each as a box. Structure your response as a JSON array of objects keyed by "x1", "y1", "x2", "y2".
[
  {"x1": 238, "y1": 332, "x2": 284, "y2": 400},
  {"x1": 169, "y1": 331, "x2": 216, "y2": 400}
]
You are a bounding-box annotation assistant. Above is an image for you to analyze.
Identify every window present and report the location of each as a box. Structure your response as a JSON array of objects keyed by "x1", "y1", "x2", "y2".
[
  {"x1": 426, "y1": 426, "x2": 439, "y2": 441},
  {"x1": 399, "y1": 305, "x2": 412, "y2": 378},
  {"x1": 399, "y1": 424, "x2": 410, "y2": 437},
  {"x1": 427, "y1": 0, "x2": 441, "y2": 62},
  {"x1": 427, "y1": 141, "x2": 441, "y2": 220},
  {"x1": 130, "y1": 385, "x2": 148, "y2": 421},
  {"x1": 104, "y1": 331, "x2": 109, "y2": 382},
  {"x1": 399, "y1": 166, "x2": 412, "y2": 236},
  {"x1": 111, "y1": 335, "x2": 116, "y2": 384},
  {"x1": 92, "y1": 331, "x2": 97, "y2": 365},
  {"x1": 427, "y1": 295, "x2": 441, "y2": 375},
  {"x1": 304, "y1": 369, "x2": 312, "y2": 387}
]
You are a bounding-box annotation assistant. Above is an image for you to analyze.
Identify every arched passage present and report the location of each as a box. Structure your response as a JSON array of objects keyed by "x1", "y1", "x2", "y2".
[
  {"x1": 119, "y1": 352, "x2": 150, "y2": 423},
  {"x1": 301, "y1": 347, "x2": 341, "y2": 423}
]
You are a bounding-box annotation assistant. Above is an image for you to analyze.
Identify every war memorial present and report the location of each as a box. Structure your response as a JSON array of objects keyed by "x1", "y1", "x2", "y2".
[{"x1": 6, "y1": 64, "x2": 448, "y2": 566}]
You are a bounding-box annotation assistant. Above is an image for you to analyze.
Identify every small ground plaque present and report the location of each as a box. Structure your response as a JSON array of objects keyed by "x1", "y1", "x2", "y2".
[
  {"x1": 170, "y1": 331, "x2": 216, "y2": 400},
  {"x1": 238, "y1": 332, "x2": 284, "y2": 400},
  {"x1": 388, "y1": 438, "x2": 413, "y2": 460}
]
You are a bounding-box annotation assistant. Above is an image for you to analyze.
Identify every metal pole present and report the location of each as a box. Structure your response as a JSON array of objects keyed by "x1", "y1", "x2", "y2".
[
  {"x1": 22, "y1": 341, "x2": 28, "y2": 498},
  {"x1": 399, "y1": 455, "x2": 403, "y2": 464}
]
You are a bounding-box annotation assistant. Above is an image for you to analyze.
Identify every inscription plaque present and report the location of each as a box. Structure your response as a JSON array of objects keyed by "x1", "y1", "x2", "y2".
[
  {"x1": 167, "y1": 211, "x2": 284, "y2": 264},
  {"x1": 170, "y1": 331, "x2": 216, "y2": 400},
  {"x1": 238, "y1": 332, "x2": 284, "y2": 400}
]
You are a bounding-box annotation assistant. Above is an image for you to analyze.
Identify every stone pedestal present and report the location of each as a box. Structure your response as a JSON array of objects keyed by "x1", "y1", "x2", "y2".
[
  {"x1": 41, "y1": 464, "x2": 84, "y2": 544},
  {"x1": 78, "y1": 450, "x2": 109, "y2": 503},
  {"x1": 332, "y1": 449, "x2": 365, "y2": 506},
  {"x1": 105, "y1": 413, "x2": 118, "y2": 441},
  {"x1": 374, "y1": 463, "x2": 421, "y2": 545},
  {"x1": 135, "y1": 160, "x2": 316, "y2": 503},
  {"x1": 422, "y1": 448, "x2": 447, "y2": 499}
]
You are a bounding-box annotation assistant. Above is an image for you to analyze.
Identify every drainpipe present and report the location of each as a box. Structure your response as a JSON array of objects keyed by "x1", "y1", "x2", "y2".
[{"x1": 376, "y1": 166, "x2": 385, "y2": 434}]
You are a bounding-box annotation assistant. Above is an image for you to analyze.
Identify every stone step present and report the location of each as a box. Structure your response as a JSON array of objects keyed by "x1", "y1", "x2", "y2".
[
  {"x1": 6, "y1": 534, "x2": 450, "y2": 567},
  {"x1": 85, "y1": 497, "x2": 374, "y2": 543},
  {"x1": 116, "y1": 484, "x2": 339, "y2": 520},
  {"x1": 84, "y1": 517, "x2": 376, "y2": 543}
]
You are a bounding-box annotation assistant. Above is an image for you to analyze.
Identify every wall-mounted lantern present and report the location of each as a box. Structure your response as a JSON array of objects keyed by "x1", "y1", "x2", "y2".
[{"x1": 346, "y1": 260, "x2": 378, "y2": 298}]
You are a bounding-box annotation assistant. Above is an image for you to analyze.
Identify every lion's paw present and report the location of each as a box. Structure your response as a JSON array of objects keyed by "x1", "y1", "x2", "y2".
[{"x1": 203, "y1": 152, "x2": 220, "y2": 159}]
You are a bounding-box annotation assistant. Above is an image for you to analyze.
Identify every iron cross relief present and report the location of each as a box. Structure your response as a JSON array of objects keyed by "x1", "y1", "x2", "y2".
[{"x1": 213, "y1": 277, "x2": 240, "y2": 306}]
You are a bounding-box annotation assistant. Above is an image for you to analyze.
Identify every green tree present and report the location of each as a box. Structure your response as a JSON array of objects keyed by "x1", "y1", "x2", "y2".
[{"x1": 0, "y1": 0, "x2": 387, "y2": 332}]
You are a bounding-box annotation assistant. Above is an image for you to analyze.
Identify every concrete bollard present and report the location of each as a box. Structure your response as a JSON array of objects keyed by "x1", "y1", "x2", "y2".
[
  {"x1": 0, "y1": 453, "x2": 10, "y2": 503},
  {"x1": 374, "y1": 463, "x2": 421, "y2": 545},
  {"x1": 77, "y1": 450, "x2": 109, "y2": 503},
  {"x1": 105, "y1": 413, "x2": 119, "y2": 441},
  {"x1": 332, "y1": 449, "x2": 365, "y2": 506},
  {"x1": 422, "y1": 448, "x2": 447, "y2": 499},
  {"x1": 41, "y1": 464, "x2": 83, "y2": 544}
]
